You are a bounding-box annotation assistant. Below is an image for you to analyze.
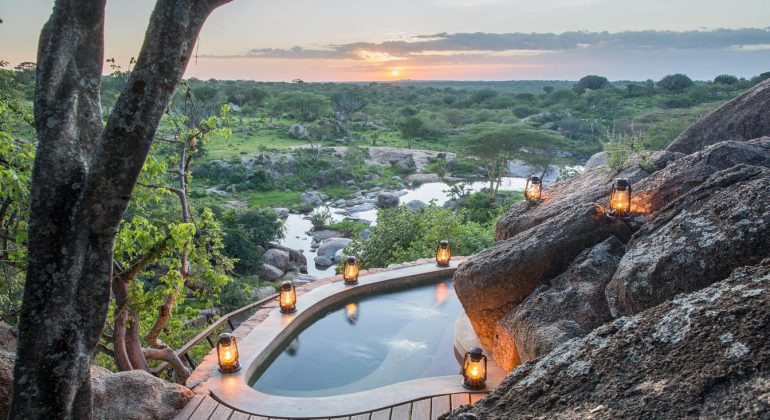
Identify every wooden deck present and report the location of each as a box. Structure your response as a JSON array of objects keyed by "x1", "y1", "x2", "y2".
[{"x1": 175, "y1": 392, "x2": 486, "y2": 420}]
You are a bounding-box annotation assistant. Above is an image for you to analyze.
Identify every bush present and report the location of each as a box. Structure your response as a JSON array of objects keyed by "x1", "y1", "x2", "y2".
[
  {"x1": 714, "y1": 74, "x2": 739, "y2": 85},
  {"x1": 657, "y1": 74, "x2": 694, "y2": 93},
  {"x1": 217, "y1": 207, "x2": 284, "y2": 276},
  {"x1": 575, "y1": 75, "x2": 610, "y2": 92},
  {"x1": 345, "y1": 206, "x2": 494, "y2": 269}
]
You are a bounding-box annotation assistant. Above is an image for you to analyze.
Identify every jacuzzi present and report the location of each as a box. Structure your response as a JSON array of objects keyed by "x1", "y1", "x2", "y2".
[{"x1": 205, "y1": 262, "x2": 504, "y2": 417}]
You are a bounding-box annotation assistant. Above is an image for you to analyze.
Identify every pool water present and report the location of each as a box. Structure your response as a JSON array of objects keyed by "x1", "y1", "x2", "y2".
[{"x1": 249, "y1": 279, "x2": 463, "y2": 397}]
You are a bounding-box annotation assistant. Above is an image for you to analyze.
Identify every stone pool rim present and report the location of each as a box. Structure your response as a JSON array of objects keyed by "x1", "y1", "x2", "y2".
[{"x1": 203, "y1": 260, "x2": 504, "y2": 417}]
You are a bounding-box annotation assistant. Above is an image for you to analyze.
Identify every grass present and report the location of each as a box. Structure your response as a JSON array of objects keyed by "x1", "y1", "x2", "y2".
[
  {"x1": 204, "y1": 130, "x2": 308, "y2": 160},
  {"x1": 245, "y1": 190, "x2": 302, "y2": 208}
]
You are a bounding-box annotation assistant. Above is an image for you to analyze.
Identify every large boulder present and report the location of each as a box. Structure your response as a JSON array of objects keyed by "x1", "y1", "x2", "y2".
[
  {"x1": 391, "y1": 154, "x2": 416, "y2": 172},
  {"x1": 268, "y1": 243, "x2": 307, "y2": 270},
  {"x1": 287, "y1": 124, "x2": 309, "y2": 140},
  {"x1": 91, "y1": 367, "x2": 193, "y2": 420},
  {"x1": 666, "y1": 78, "x2": 770, "y2": 155},
  {"x1": 495, "y1": 151, "x2": 682, "y2": 241},
  {"x1": 630, "y1": 138, "x2": 770, "y2": 215},
  {"x1": 376, "y1": 192, "x2": 400, "y2": 209},
  {"x1": 257, "y1": 264, "x2": 284, "y2": 281},
  {"x1": 494, "y1": 236, "x2": 624, "y2": 369},
  {"x1": 316, "y1": 237, "x2": 352, "y2": 259},
  {"x1": 405, "y1": 199, "x2": 428, "y2": 212},
  {"x1": 606, "y1": 165, "x2": 770, "y2": 317},
  {"x1": 445, "y1": 259, "x2": 770, "y2": 420},
  {"x1": 1, "y1": 354, "x2": 192, "y2": 420},
  {"x1": 454, "y1": 203, "x2": 613, "y2": 347},
  {"x1": 0, "y1": 322, "x2": 16, "y2": 352},
  {"x1": 262, "y1": 248, "x2": 291, "y2": 273},
  {"x1": 300, "y1": 190, "x2": 323, "y2": 207},
  {"x1": 0, "y1": 351, "x2": 11, "y2": 419}
]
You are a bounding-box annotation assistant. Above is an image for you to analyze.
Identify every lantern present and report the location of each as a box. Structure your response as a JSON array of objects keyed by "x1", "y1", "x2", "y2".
[
  {"x1": 524, "y1": 175, "x2": 542, "y2": 204},
  {"x1": 461, "y1": 347, "x2": 487, "y2": 390},
  {"x1": 608, "y1": 178, "x2": 632, "y2": 219},
  {"x1": 216, "y1": 333, "x2": 240, "y2": 373},
  {"x1": 279, "y1": 280, "x2": 297, "y2": 313},
  {"x1": 436, "y1": 240, "x2": 452, "y2": 267},
  {"x1": 343, "y1": 256, "x2": 359, "y2": 285},
  {"x1": 345, "y1": 303, "x2": 359, "y2": 325}
]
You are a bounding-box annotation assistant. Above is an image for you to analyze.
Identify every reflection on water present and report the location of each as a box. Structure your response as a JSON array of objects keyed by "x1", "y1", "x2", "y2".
[
  {"x1": 250, "y1": 279, "x2": 461, "y2": 397},
  {"x1": 345, "y1": 303, "x2": 359, "y2": 325},
  {"x1": 435, "y1": 282, "x2": 450, "y2": 307}
]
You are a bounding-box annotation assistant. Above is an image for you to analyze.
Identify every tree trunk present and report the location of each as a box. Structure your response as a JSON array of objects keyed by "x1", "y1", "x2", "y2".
[{"x1": 10, "y1": 0, "x2": 231, "y2": 418}]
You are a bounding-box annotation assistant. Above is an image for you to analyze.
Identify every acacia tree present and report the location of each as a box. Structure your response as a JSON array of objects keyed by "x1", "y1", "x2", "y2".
[
  {"x1": 10, "y1": 0, "x2": 232, "y2": 418},
  {"x1": 458, "y1": 124, "x2": 562, "y2": 200}
]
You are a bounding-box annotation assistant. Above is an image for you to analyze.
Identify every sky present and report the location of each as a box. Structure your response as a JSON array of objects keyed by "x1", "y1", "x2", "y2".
[{"x1": 1, "y1": 0, "x2": 769, "y2": 82}]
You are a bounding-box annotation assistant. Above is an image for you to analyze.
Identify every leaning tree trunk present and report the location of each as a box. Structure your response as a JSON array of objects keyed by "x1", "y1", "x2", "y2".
[{"x1": 10, "y1": 0, "x2": 231, "y2": 418}]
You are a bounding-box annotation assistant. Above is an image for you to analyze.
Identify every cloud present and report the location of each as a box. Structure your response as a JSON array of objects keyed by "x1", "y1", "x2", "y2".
[{"x1": 204, "y1": 28, "x2": 770, "y2": 62}]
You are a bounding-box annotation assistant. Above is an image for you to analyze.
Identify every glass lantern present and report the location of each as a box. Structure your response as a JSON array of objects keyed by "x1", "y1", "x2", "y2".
[
  {"x1": 461, "y1": 347, "x2": 487, "y2": 390},
  {"x1": 216, "y1": 333, "x2": 240, "y2": 373},
  {"x1": 343, "y1": 256, "x2": 359, "y2": 285},
  {"x1": 525, "y1": 175, "x2": 542, "y2": 204},
  {"x1": 436, "y1": 240, "x2": 452, "y2": 267},
  {"x1": 279, "y1": 280, "x2": 297, "y2": 313},
  {"x1": 608, "y1": 178, "x2": 632, "y2": 219}
]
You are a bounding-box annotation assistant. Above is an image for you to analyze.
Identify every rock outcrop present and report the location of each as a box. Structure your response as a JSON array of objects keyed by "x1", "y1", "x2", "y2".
[
  {"x1": 1, "y1": 352, "x2": 192, "y2": 420},
  {"x1": 376, "y1": 192, "x2": 400, "y2": 209},
  {"x1": 494, "y1": 151, "x2": 681, "y2": 241},
  {"x1": 494, "y1": 236, "x2": 624, "y2": 368},
  {"x1": 455, "y1": 203, "x2": 613, "y2": 347},
  {"x1": 667, "y1": 78, "x2": 770, "y2": 155},
  {"x1": 444, "y1": 259, "x2": 770, "y2": 420},
  {"x1": 606, "y1": 164, "x2": 770, "y2": 316}
]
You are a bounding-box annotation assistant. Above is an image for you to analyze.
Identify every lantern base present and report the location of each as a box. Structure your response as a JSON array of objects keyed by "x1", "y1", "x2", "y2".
[
  {"x1": 461, "y1": 379, "x2": 485, "y2": 390},
  {"x1": 344, "y1": 279, "x2": 359, "y2": 286},
  {"x1": 436, "y1": 261, "x2": 450, "y2": 267},
  {"x1": 280, "y1": 306, "x2": 297, "y2": 314},
  {"x1": 606, "y1": 212, "x2": 631, "y2": 221},
  {"x1": 218, "y1": 364, "x2": 241, "y2": 374}
]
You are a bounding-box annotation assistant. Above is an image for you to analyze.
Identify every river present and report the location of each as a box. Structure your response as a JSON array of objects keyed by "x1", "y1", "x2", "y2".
[{"x1": 279, "y1": 177, "x2": 530, "y2": 278}]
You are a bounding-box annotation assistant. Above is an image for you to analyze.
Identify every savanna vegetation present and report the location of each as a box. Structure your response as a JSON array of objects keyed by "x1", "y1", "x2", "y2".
[{"x1": 2, "y1": 54, "x2": 766, "y2": 395}]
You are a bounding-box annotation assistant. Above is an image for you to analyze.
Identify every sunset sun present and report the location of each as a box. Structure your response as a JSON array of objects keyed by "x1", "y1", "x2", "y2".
[{"x1": 390, "y1": 69, "x2": 400, "y2": 77}]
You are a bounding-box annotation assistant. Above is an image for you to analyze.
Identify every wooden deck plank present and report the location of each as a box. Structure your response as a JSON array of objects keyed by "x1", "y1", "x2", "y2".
[
  {"x1": 228, "y1": 412, "x2": 251, "y2": 420},
  {"x1": 210, "y1": 404, "x2": 233, "y2": 420},
  {"x1": 174, "y1": 394, "x2": 205, "y2": 420},
  {"x1": 350, "y1": 414, "x2": 370, "y2": 420},
  {"x1": 189, "y1": 396, "x2": 220, "y2": 420},
  {"x1": 469, "y1": 393, "x2": 485, "y2": 404},
  {"x1": 411, "y1": 399, "x2": 431, "y2": 420},
  {"x1": 431, "y1": 395, "x2": 451, "y2": 420},
  {"x1": 450, "y1": 393, "x2": 471, "y2": 410},
  {"x1": 248, "y1": 416, "x2": 268, "y2": 420},
  {"x1": 369, "y1": 408, "x2": 390, "y2": 420},
  {"x1": 389, "y1": 402, "x2": 411, "y2": 420}
]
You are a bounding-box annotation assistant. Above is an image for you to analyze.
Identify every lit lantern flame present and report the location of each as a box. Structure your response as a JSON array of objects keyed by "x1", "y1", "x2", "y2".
[
  {"x1": 462, "y1": 347, "x2": 487, "y2": 390},
  {"x1": 345, "y1": 303, "x2": 359, "y2": 324},
  {"x1": 524, "y1": 175, "x2": 542, "y2": 204},
  {"x1": 279, "y1": 280, "x2": 297, "y2": 313},
  {"x1": 436, "y1": 240, "x2": 452, "y2": 267},
  {"x1": 217, "y1": 333, "x2": 240, "y2": 373},
  {"x1": 343, "y1": 256, "x2": 359, "y2": 285},
  {"x1": 608, "y1": 178, "x2": 632, "y2": 220}
]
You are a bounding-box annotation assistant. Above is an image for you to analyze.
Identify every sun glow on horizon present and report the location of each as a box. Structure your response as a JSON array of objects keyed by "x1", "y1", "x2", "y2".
[{"x1": 390, "y1": 68, "x2": 401, "y2": 77}]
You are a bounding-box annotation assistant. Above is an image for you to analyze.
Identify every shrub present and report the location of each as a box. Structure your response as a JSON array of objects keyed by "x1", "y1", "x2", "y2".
[
  {"x1": 714, "y1": 74, "x2": 739, "y2": 85},
  {"x1": 657, "y1": 74, "x2": 694, "y2": 93},
  {"x1": 575, "y1": 75, "x2": 610, "y2": 92},
  {"x1": 344, "y1": 206, "x2": 494, "y2": 269}
]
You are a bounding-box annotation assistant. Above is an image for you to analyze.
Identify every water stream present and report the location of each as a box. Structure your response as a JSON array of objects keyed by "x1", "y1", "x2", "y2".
[{"x1": 280, "y1": 177, "x2": 528, "y2": 278}]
